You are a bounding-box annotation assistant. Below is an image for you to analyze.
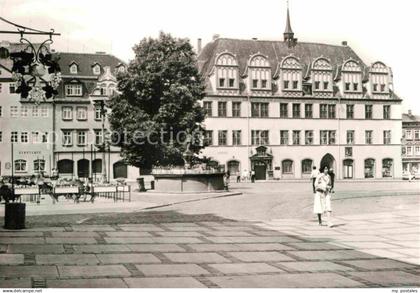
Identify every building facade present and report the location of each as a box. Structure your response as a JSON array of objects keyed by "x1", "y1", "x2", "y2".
[
  {"x1": 197, "y1": 9, "x2": 403, "y2": 180},
  {"x1": 402, "y1": 111, "x2": 420, "y2": 176},
  {"x1": 0, "y1": 43, "x2": 139, "y2": 181}
]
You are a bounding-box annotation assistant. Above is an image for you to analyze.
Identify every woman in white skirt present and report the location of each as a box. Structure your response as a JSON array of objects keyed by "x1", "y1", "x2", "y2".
[{"x1": 313, "y1": 166, "x2": 331, "y2": 226}]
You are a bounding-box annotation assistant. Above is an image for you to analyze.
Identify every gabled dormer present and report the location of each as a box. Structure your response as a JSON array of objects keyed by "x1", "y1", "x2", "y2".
[
  {"x1": 69, "y1": 61, "x2": 78, "y2": 74},
  {"x1": 246, "y1": 53, "x2": 271, "y2": 95},
  {"x1": 280, "y1": 55, "x2": 302, "y2": 97},
  {"x1": 116, "y1": 63, "x2": 126, "y2": 73},
  {"x1": 311, "y1": 57, "x2": 333, "y2": 97},
  {"x1": 212, "y1": 51, "x2": 239, "y2": 96},
  {"x1": 92, "y1": 63, "x2": 101, "y2": 75},
  {"x1": 369, "y1": 61, "x2": 392, "y2": 98},
  {"x1": 341, "y1": 59, "x2": 363, "y2": 98}
]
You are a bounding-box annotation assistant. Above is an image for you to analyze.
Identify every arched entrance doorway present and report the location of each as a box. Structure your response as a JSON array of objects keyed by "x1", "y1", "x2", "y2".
[
  {"x1": 227, "y1": 160, "x2": 240, "y2": 177},
  {"x1": 254, "y1": 161, "x2": 267, "y2": 180},
  {"x1": 250, "y1": 146, "x2": 273, "y2": 180},
  {"x1": 113, "y1": 161, "x2": 128, "y2": 179},
  {"x1": 320, "y1": 153, "x2": 335, "y2": 172},
  {"x1": 77, "y1": 159, "x2": 89, "y2": 178},
  {"x1": 57, "y1": 159, "x2": 74, "y2": 176}
]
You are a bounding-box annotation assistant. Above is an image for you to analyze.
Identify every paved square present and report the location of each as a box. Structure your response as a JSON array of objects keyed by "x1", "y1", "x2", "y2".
[{"x1": 0, "y1": 190, "x2": 419, "y2": 288}]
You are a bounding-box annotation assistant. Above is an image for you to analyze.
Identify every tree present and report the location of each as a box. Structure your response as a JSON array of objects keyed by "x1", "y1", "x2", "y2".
[{"x1": 108, "y1": 32, "x2": 206, "y2": 171}]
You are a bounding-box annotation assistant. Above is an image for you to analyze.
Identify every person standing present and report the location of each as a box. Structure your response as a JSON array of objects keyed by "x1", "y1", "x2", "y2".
[
  {"x1": 328, "y1": 168, "x2": 335, "y2": 193},
  {"x1": 310, "y1": 166, "x2": 319, "y2": 194},
  {"x1": 251, "y1": 169, "x2": 256, "y2": 183},
  {"x1": 314, "y1": 166, "x2": 331, "y2": 226}
]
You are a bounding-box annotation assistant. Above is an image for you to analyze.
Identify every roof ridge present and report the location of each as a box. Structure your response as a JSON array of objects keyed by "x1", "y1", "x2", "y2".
[{"x1": 215, "y1": 37, "x2": 351, "y2": 49}]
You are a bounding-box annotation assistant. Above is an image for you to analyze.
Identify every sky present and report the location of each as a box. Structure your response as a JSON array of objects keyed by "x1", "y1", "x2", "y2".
[{"x1": 1, "y1": 0, "x2": 419, "y2": 114}]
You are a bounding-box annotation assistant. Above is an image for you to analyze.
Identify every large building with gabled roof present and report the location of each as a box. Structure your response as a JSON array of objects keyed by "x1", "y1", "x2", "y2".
[{"x1": 197, "y1": 7, "x2": 402, "y2": 180}]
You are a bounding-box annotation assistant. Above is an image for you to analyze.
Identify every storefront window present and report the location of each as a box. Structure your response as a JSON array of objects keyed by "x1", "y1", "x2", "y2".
[
  {"x1": 382, "y1": 159, "x2": 393, "y2": 178},
  {"x1": 364, "y1": 159, "x2": 375, "y2": 178}
]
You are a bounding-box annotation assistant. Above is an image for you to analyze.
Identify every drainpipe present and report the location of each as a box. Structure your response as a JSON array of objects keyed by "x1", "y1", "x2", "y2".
[{"x1": 247, "y1": 95, "x2": 251, "y2": 172}]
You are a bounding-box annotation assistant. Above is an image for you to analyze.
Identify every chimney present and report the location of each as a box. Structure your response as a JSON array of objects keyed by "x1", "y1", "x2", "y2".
[
  {"x1": 95, "y1": 51, "x2": 106, "y2": 54},
  {"x1": 51, "y1": 49, "x2": 56, "y2": 53},
  {"x1": 408, "y1": 109, "x2": 412, "y2": 116},
  {"x1": 212, "y1": 34, "x2": 220, "y2": 41},
  {"x1": 197, "y1": 38, "x2": 202, "y2": 55},
  {"x1": 342, "y1": 41, "x2": 348, "y2": 46},
  {"x1": 252, "y1": 37, "x2": 258, "y2": 41}
]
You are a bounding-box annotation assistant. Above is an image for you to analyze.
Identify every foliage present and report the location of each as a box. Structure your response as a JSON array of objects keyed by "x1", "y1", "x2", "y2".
[{"x1": 108, "y1": 32, "x2": 206, "y2": 170}]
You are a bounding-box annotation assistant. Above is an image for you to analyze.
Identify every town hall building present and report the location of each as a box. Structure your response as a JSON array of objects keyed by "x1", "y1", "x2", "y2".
[{"x1": 197, "y1": 8, "x2": 403, "y2": 180}]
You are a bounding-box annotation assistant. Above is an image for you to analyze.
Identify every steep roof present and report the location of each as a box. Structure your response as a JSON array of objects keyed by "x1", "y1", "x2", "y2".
[
  {"x1": 403, "y1": 113, "x2": 420, "y2": 123},
  {"x1": 198, "y1": 38, "x2": 366, "y2": 78},
  {"x1": 55, "y1": 52, "x2": 125, "y2": 76}
]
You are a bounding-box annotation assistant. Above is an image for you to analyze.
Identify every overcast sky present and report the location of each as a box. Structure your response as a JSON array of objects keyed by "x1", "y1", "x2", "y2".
[{"x1": 1, "y1": 0, "x2": 419, "y2": 113}]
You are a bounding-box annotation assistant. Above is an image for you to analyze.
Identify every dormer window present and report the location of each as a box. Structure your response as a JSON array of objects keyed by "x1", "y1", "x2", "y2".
[
  {"x1": 228, "y1": 78, "x2": 235, "y2": 87},
  {"x1": 252, "y1": 79, "x2": 258, "y2": 88},
  {"x1": 345, "y1": 83, "x2": 350, "y2": 91},
  {"x1": 248, "y1": 54, "x2": 271, "y2": 91},
  {"x1": 281, "y1": 56, "x2": 302, "y2": 92},
  {"x1": 216, "y1": 53, "x2": 239, "y2": 90},
  {"x1": 369, "y1": 62, "x2": 390, "y2": 95},
  {"x1": 65, "y1": 84, "x2": 82, "y2": 96},
  {"x1": 311, "y1": 58, "x2": 333, "y2": 94},
  {"x1": 70, "y1": 64, "x2": 78, "y2": 74},
  {"x1": 117, "y1": 65, "x2": 126, "y2": 73},
  {"x1": 219, "y1": 78, "x2": 225, "y2": 87},
  {"x1": 93, "y1": 64, "x2": 101, "y2": 75},
  {"x1": 342, "y1": 60, "x2": 362, "y2": 93},
  {"x1": 261, "y1": 80, "x2": 267, "y2": 88}
]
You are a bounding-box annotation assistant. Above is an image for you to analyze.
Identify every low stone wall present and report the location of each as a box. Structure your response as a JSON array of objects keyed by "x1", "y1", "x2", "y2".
[{"x1": 153, "y1": 172, "x2": 224, "y2": 193}]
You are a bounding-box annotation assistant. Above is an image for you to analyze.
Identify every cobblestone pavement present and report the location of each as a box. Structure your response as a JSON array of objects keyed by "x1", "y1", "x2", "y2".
[{"x1": 0, "y1": 208, "x2": 419, "y2": 288}]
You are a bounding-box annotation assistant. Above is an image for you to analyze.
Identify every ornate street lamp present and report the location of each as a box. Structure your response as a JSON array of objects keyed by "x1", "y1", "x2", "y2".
[{"x1": 0, "y1": 17, "x2": 61, "y2": 104}]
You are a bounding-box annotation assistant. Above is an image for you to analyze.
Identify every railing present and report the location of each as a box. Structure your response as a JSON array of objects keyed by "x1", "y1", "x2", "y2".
[
  {"x1": 12, "y1": 184, "x2": 131, "y2": 203},
  {"x1": 152, "y1": 167, "x2": 223, "y2": 175}
]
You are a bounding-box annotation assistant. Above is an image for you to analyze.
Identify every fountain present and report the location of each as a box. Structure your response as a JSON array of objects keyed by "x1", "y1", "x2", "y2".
[{"x1": 151, "y1": 133, "x2": 225, "y2": 193}]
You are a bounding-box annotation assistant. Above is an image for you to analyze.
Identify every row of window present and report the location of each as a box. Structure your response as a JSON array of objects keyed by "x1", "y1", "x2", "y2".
[
  {"x1": 14, "y1": 159, "x2": 46, "y2": 173},
  {"x1": 62, "y1": 106, "x2": 103, "y2": 121},
  {"x1": 0, "y1": 105, "x2": 49, "y2": 118},
  {"x1": 404, "y1": 129, "x2": 420, "y2": 140},
  {"x1": 274, "y1": 158, "x2": 393, "y2": 178},
  {"x1": 217, "y1": 77, "x2": 387, "y2": 94},
  {"x1": 203, "y1": 102, "x2": 392, "y2": 119},
  {"x1": 68, "y1": 63, "x2": 125, "y2": 75},
  {"x1": 64, "y1": 83, "x2": 115, "y2": 97},
  {"x1": 402, "y1": 146, "x2": 420, "y2": 156},
  {"x1": 62, "y1": 130, "x2": 104, "y2": 146},
  {"x1": 0, "y1": 130, "x2": 103, "y2": 145},
  {"x1": 204, "y1": 130, "x2": 392, "y2": 146},
  {"x1": 3, "y1": 131, "x2": 49, "y2": 143}
]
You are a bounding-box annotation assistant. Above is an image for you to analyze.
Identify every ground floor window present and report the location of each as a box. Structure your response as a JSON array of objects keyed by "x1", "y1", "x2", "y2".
[
  {"x1": 382, "y1": 159, "x2": 393, "y2": 178},
  {"x1": 301, "y1": 159, "x2": 312, "y2": 174},
  {"x1": 92, "y1": 159, "x2": 102, "y2": 173},
  {"x1": 113, "y1": 161, "x2": 128, "y2": 178},
  {"x1": 343, "y1": 159, "x2": 354, "y2": 179},
  {"x1": 58, "y1": 159, "x2": 74, "y2": 174},
  {"x1": 34, "y1": 159, "x2": 45, "y2": 173},
  {"x1": 282, "y1": 160, "x2": 293, "y2": 174},
  {"x1": 15, "y1": 160, "x2": 27, "y2": 172},
  {"x1": 364, "y1": 159, "x2": 375, "y2": 178}
]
